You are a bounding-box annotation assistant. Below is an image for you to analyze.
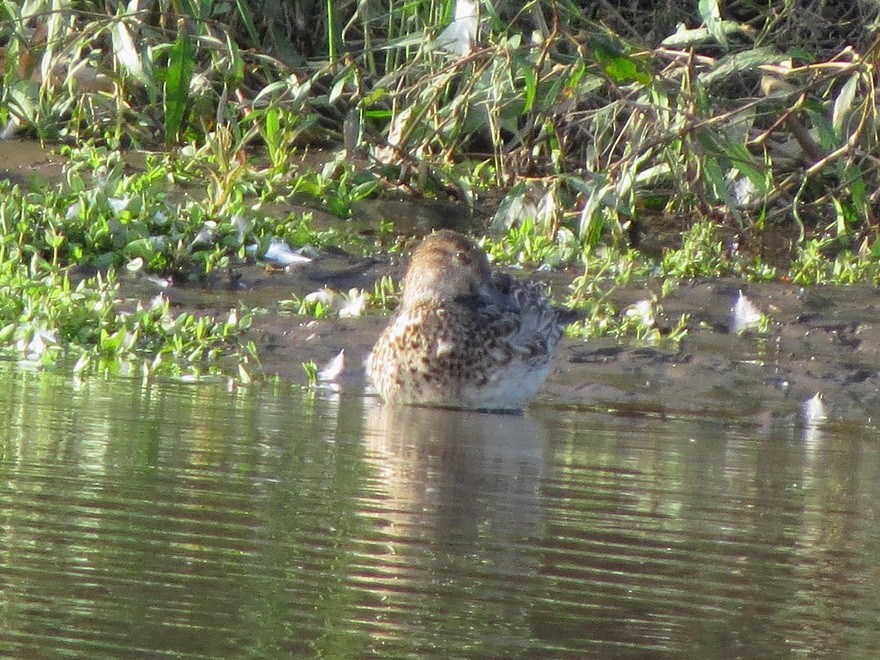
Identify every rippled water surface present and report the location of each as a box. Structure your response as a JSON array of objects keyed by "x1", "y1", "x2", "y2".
[{"x1": 0, "y1": 361, "x2": 878, "y2": 657}]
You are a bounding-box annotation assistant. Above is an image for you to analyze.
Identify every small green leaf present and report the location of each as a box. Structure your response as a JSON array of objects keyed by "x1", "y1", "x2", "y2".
[
  {"x1": 591, "y1": 37, "x2": 651, "y2": 85},
  {"x1": 521, "y1": 61, "x2": 537, "y2": 114}
]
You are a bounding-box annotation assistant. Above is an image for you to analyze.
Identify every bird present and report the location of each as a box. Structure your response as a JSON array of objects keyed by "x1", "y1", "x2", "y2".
[{"x1": 366, "y1": 230, "x2": 570, "y2": 412}]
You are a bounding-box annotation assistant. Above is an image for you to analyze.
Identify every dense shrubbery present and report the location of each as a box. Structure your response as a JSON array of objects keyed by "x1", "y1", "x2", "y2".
[{"x1": 3, "y1": 0, "x2": 879, "y2": 246}]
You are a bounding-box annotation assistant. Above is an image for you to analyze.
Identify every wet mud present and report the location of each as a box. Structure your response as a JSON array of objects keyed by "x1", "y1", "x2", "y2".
[
  {"x1": 152, "y1": 256, "x2": 880, "y2": 426},
  {"x1": 549, "y1": 279, "x2": 880, "y2": 424}
]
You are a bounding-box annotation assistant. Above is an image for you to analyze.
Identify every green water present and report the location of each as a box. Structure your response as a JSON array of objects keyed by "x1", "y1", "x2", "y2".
[{"x1": 0, "y1": 361, "x2": 878, "y2": 657}]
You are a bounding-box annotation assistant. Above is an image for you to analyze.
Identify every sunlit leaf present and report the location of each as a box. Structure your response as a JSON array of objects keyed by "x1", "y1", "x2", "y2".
[
  {"x1": 111, "y1": 18, "x2": 148, "y2": 84},
  {"x1": 832, "y1": 73, "x2": 860, "y2": 137},
  {"x1": 699, "y1": 48, "x2": 786, "y2": 86},
  {"x1": 602, "y1": 54, "x2": 649, "y2": 85},
  {"x1": 698, "y1": 0, "x2": 728, "y2": 47},
  {"x1": 329, "y1": 73, "x2": 350, "y2": 104}
]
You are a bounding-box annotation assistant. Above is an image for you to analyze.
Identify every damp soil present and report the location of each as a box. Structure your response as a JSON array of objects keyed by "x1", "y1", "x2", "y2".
[{"x1": 146, "y1": 254, "x2": 880, "y2": 426}]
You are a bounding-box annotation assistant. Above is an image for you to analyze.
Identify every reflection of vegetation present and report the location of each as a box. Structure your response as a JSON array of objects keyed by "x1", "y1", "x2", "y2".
[
  {"x1": 0, "y1": 366, "x2": 384, "y2": 656},
  {"x1": 3, "y1": 328, "x2": 878, "y2": 656}
]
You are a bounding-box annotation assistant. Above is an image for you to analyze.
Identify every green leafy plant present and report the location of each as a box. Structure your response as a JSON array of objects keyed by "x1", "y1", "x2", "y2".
[
  {"x1": 302, "y1": 360, "x2": 318, "y2": 388},
  {"x1": 290, "y1": 157, "x2": 380, "y2": 218},
  {"x1": 370, "y1": 275, "x2": 400, "y2": 310},
  {"x1": 0, "y1": 258, "x2": 256, "y2": 378}
]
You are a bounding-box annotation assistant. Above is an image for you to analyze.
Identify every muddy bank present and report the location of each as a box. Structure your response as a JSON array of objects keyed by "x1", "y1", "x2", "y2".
[
  {"x1": 4, "y1": 138, "x2": 874, "y2": 425},
  {"x1": 547, "y1": 279, "x2": 880, "y2": 425},
  {"x1": 147, "y1": 255, "x2": 880, "y2": 426}
]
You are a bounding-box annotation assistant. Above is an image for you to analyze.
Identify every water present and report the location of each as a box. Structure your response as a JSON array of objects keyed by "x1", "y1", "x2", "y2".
[{"x1": 0, "y1": 362, "x2": 878, "y2": 657}]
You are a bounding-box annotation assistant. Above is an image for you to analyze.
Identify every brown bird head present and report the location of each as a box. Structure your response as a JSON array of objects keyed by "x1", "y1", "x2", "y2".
[{"x1": 401, "y1": 230, "x2": 502, "y2": 308}]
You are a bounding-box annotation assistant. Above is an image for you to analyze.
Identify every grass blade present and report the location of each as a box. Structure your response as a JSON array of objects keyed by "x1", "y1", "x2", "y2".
[{"x1": 164, "y1": 22, "x2": 195, "y2": 145}]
